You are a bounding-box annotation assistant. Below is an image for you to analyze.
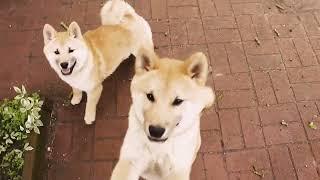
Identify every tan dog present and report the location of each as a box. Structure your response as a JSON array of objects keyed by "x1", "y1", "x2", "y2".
[
  {"x1": 111, "y1": 48, "x2": 215, "y2": 180},
  {"x1": 42, "y1": 0, "x2": 153, "y2": 124}
]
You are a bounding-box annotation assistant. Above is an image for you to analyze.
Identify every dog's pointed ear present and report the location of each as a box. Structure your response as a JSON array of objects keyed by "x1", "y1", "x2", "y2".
[
  {"x1": 43, "y1": 24, "x2": 56, "y2": 44},
  {"x1": 135, "y1": 47, "x2": 157, "y2": 74},
  {"x1": 68, "y1": 21, "x2": 82, "y2": 39},
  {"x1": 184, "y1": 52, "x2": 209, "y2": 86}
]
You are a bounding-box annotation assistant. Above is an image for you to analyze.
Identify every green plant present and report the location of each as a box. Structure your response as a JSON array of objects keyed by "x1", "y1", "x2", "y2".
[{"x1": 0, "y1": 86, "x2": 43, "y2": 180}]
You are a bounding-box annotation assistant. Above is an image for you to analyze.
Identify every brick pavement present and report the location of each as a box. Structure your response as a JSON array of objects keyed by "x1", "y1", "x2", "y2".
[{"x1": 1, "y1": 0, "x2": 320, "y2": 179}]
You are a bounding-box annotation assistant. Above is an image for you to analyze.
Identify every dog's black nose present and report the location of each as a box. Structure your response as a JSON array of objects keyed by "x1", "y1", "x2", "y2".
[
  {"x1": 60, "y1": 62, "x2": 69, "y2": 69},
  {"x1": 149, "y1": 125, "x2": 165, "y2": 138}
]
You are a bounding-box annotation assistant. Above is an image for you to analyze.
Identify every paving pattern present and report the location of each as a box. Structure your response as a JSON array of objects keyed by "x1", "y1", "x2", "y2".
[{"x1": 1, "y1": 0, "x2": 320, "y2": 179}]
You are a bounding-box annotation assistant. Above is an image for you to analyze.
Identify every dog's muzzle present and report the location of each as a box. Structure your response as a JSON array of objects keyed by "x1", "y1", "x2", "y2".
[{"x1": 60, "y1": 61, "x2": 76, "y2": 75}]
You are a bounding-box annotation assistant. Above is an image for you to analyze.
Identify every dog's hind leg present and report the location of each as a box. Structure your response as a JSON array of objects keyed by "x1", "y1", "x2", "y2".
[
  {"x1": 71, "y1": 87, "x2": 83, "y2": 105},
  {"x1": 84, "y1": 84, "x2": 103, "y2": 124}
]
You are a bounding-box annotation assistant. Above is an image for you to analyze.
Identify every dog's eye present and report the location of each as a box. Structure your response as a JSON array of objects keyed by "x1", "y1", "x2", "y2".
[
  {"x1": 146, "y1": 93, "x2": 155, "y2": 102},
  {"x1": 68, "y1": 48, "x2": 75, "y2": 53},
  {"x1": 172, "y1": 98, "x2": 183, "y2": 106},
  {"x1": 54, "y1": 49, "x2": 60, "y2": 55}
]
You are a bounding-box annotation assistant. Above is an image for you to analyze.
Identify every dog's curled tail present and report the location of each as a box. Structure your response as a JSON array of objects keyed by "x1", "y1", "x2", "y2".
[{"x1": 100, "y1": 0, "x2": 136, "y2": 25}]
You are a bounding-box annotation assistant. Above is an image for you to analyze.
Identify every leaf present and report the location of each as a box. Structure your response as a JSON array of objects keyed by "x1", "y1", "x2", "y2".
[
  {"x1": 308, "y1": 122, "x2": 317, "y2": 130},
  {"x1": 35, "y1": 120, "x2": 43, "y2": 127},
  {"x1": 19, "y1": 126, "x2": 24, "y2": 131},
  {"x1": 13, "y1": 86, "x2": 21, "y2": 93},
  {"x1": 21, "y1": 85, "x2": 26, "y2": 94},
  {"x1": 34, "y1": 126, "x2": 40, "y2": 134},
  {"x1": 24, "y1": 146, "x2": 33, "y2": 151},
  {"x1": 5, "y1": 138, "x2": 13, "y2": 144}
]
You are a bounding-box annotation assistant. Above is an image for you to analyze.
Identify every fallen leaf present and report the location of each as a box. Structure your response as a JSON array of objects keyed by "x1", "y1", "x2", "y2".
[
  {"x1": 280, "y1": 120, "x2": 289, "y2": 126},
  {"x1": 252, "y1": 165, "x2": 264, "y2": 178},
  {"x1": 308, "y1": 122, "x2": 317, "y2": 130}
]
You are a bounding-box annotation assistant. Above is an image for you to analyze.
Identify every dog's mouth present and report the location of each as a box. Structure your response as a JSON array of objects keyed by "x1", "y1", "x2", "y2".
[
  {"x1": 148, "y1": 136, "x2": 168, "y2": 143},
  {"x1": 61, "y1": 61, "x2": 77, "y2": 75}
]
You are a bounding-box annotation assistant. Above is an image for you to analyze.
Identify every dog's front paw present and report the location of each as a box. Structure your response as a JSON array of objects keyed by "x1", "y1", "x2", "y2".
[
  {"x1": 84, "y1": 111, "x2": 96, "y2": 125},
  {"x1": 71, "y1": 94, "x2": 82, "y2": 105}
]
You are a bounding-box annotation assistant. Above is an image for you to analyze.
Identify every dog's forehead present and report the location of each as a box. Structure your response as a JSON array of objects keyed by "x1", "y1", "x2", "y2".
[{"x1": 55, "y1": 32, "x2": 71, "y2": 45}]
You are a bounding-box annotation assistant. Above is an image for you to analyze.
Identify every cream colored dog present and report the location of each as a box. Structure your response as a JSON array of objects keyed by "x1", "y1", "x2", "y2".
[
  {"x1": 42, "y1": 0, "x2": 153, "y2": 124},
  {"x1": 111, "y1": 48, "x2": 215, "y2": 180}
]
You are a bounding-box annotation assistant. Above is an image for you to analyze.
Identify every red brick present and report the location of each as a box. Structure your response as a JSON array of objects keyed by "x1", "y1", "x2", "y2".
[
  {"x1": 247, "y1": 54, "x2": 284, "y2": 70},
  {"x1": 252, "y1": 15, "x2": 273, "y2": 40},
  {"x1": 297, "y1": 102, "x2": 320, "y2": 140},
  {"x1": 190, "y1": 154, "x2": 206, "y2": 180},
  {"x1": 186, "y1": 19, "x2": 206, "y2": 44},
  {"x1": 97, "y1": 79, "x2": 117, "y2": 117},
  {"x1": 93, "y1": 161, "x2": 113, "y2": 180},
  {"x1": 168, "y1": 6, "x2": 199, "y2": 18},
  {"x1": 252, "y1": 72, "x2": 277, "y2": 105},
  {"x1": 169, "y1": 20, "x2": 188, "y2": 45},
  {"x1": 230, "y1": 0, "x2": 260, "y2": 2},
  {"x1": 263, "y1": 122, "x2": 307, "y2": 145},
  {"x1": 68, "y1": 163, "x2": 91, "y2": 180},
  {"x1": 153, "y1": 32, "x2": 171, "y2": 47},
  {"x1": 229, "y1": 170, "x2": 273, "y2": 180},
  {"x1": 205, "y1": 29, "x2": 241, "y2": 43},
  {"x1": 311, "y1": 141, "x2": 320, "y2": 162},
  {"x1": 72, "y1": 122, "x2": 94, "y2": 161},
  {"x1": 201, "y1": 107, "x2": 220, "y2": 130},
  {"x1": 225, "y1": 42, "x2": 249, "y2": 73},
  {"x1": 204, "y1": 154, "x2": 228, "y2": 180},
  {"x1": 151, "y1": 0, "x2": 167, "y2": 19},
  {"x1": 289, "y1": 143, "x2": 319, "y2": 180},
  {"x1": 272, "y1": 24, "x2": 307, "y2": 38},
  {"x1": 293, "y1": 38, "x2": 318, "y2": 66},
  {"x1": 287, "y1": 66, "x2": 320, "y2": 83},
  {"x1": 116, "y1": 81, "x2": 131, "y2": 116},
  {"x1": 310, "y1": 37, "x2": 320, "y2": 49},
  {"x1": 299, "y1": 13, "x2": 320, "y2": 37},
  {"x1": 150, "y1": 21, "x2": 169, "y2": 33},
  {"x1": 277, "y1": 38, "x2": 302, "y2": 67},
  {"x1": 214, "y1": 73, "x2": 251, "y2": 90},
  {"x1": 259, "y1": 103, "x2": 300, "y2": 125},
  {"x1": 53, "y1": 123, "x2": 73, "y2": 162},
  {"x1": 198, "y1": 0, "x2": 218, "y2": 17},
  {"x1": 236, "y1": 15, "x2": 256, "y2": 41},
  {"x1": 208, "y1": 43, "x2": 230, "y2": 74},
  {"x1": 268, "y1": 14, "x2": 300, "y2": 25},
  {"x1": 218, "y1": 90, "x2": 257, "y2": 108},
  {"x1": 200, "y1": 130, "x2": 222, "y2": 153},
  {"x1": 94, "y1": 139, "x2": 122, "y2": 160},
  {"x1": 168, "y1": 0, "x2": 197, "y2": 6},
  {"x1": 270, "y1": 70, "x2": 295, "y2": 103},
  {"x1": 171, "y1": 44, "x2": 208, "y2": 60},
  {"x1": 85, "y1": 1, "x2": 101, "y2": 25},
  {"x1": 135, "y1": 0, "x2": 151, "y2": 19},
  {"x1": 244, "y1": 40, "x2": 278, "y2": 55},
  {"x1": 226, "y1": 149, "x2": 270, "y2": 171},
  {"x1": 203, "y1": 16, "x2": 236, "y2": 29},
  {"x1": 95, "y1": 117, "x2": 128, "y2": 138},
  {"x1": 232, "y1": 3, "x2": 264, "y2": 15},
  {"x1": 215, "y1": 0, "x2": 233, "y2": 16},
  {"x1": 219, "y1": 109, "x2": 244, "y2": 150},
  {"x1": 292, "y1": 83, "x2": 320, "y2": 101},
  {"x1": 239, "y1": 108, "x2": 265, "y2": 148},
  {"x1": 269, "y1": 146, "x2": 297, "y2": 180}
]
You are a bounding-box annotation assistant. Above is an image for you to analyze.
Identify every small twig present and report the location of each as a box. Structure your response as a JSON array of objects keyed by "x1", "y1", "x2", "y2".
[
  {"x1": 252, "y1": 165, "x2": 264, "y2": 178},
  {"x1": 60, "y1": 21, "x2": 68, "y2": 31},
  {"x1": 275, "y1": 4, "x2": 285, "y2": 10},
  {"x1": 254, "y1": 37, "x2": 261, "y2": 46},
  {"x1": 273, "y1": 29, "x2": 280, "y2": 37}
]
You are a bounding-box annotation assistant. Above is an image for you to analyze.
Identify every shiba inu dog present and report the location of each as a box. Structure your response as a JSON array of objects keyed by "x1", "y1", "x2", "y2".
[
  {"x1": 111, "y1": 48, "x2": 215, "y2": 180},
  {"x1": 42, "y1": 0, "x2": 153, "y2": 124}
]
